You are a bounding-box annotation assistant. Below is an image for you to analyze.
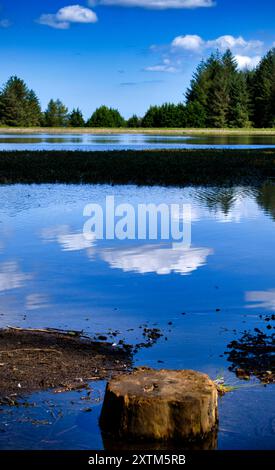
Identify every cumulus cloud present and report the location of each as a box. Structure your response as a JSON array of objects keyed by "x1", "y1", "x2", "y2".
[
  {"x1": 235, "y1": 54, "x2": 261, "y2": 70},
  {"x1": 172, "y1": 34, "x2": 204, "y2": 51},
  {"x1": 58, "y1": 233, "x2": 96, "y2": 252},
  {"x1": 172, "y1": 34, "x2": 263, "y2": 53},
  {"x1": 0, "y1": 262, "x2": 32, "y2": 293},
  {"x1": 246, "y1": 289, "x2": 275, "y2": 311},
  {"x1": 25, "y1": 293, "x2": 50, "y2": 311},
  {"x1": 89, "y1": 0, "x2": 214, "y2": 9},
  {"x1": 207, "y1": 35, "x2": 263, "y2": 51},
  {"x1": 147, "y1": 34, "x2": 264, "y2": 73},
  {"x1": 144, "y1": 64, "x2": 178, "y2": 73},
  {"x1": 101, "y1": 244, "x2": 213, "y2": 275},
  {"x1": 144, "y1": 57, "x2": 180, "y2": 73},
  {"x1": 41, "y1": 225, "x2": 96, "y2": 252},
  {"x1": 38, "y1": 4, "x2": 98, "y2": 29}
]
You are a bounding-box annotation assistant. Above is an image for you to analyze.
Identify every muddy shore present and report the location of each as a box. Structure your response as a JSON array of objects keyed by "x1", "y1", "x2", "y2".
[{"x1": 0, "y1": 328, "x2": 132, "y2": 400}]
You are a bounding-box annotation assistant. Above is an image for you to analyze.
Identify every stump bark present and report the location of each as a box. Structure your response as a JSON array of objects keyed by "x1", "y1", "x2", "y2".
[{"x1": 99, "y1": 368, "x2": 218, "y2": 442}]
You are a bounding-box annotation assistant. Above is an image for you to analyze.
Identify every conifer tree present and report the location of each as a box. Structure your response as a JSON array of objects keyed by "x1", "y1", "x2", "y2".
[
  {"x1": 0, "y1": 76, "x2": 42, "y2": 126},
  {"x1": 87, "y1": 106, "x2": 125, "y2": 128},
  {"x1": 26, "y1": 90, "x2": 43, "y2": 126},
  {"x1": 44, "y1": 99, "x2": 68, "y2": 127},
  {"x1": 127, "y1": 114, "x2": 141, "y2": 128},
  {"x1": 253, "y1": 48, "x2": 275, "y2": 127},
  {"x1": 68, "y1": 108, "x2": 85, "y2": 127}
]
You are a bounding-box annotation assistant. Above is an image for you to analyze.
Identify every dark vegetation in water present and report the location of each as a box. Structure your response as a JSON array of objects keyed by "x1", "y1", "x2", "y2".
[
  {"x1": 225, "y1": 315, "x2": 275, "y2": 384},
  {"x1": 0, "y1": 149, "x2": 274, "y2": 186}
]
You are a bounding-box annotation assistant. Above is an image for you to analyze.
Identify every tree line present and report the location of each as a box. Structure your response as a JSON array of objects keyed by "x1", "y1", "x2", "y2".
[{"x1": 0, "y1": 48, "x2": 274, "y2": 128}]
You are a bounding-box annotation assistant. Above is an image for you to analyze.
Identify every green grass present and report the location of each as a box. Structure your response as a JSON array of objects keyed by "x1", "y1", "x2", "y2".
[
  {"x1": 0, "y1": 127, "x2": 275, "y2": 135},
  {"x1": 0, "y1": 148, "x2": 274, "y2": 186}
]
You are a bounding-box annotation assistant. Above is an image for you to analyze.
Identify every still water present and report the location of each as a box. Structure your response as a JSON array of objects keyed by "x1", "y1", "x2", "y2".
[
  {"x1": 0, "y1": 133, "x2": 275, "y2": 150},
  {"x1": 0, "y1": 183, "x2": 274, "y2": 449}
]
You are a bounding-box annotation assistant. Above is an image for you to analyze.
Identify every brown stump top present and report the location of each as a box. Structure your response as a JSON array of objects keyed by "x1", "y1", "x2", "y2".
[
  {"x1": 100, "y1": 367, "x2": 218, "y2": 443},
  {"x1": 107, "y1": 368, "x2": 215, "y2": 399}
]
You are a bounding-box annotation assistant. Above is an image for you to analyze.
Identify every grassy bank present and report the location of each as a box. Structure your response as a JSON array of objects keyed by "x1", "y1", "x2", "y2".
[
  {"x1": 0, "y1": 127, "x2": 275, "y2": 136},
  {"x1": 0, "y1": 149, "x2": 274, "y2": 186}
]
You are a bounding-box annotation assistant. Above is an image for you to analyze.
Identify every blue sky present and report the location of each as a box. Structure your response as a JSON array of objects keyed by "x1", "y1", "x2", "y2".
[{"x1": 0, "y1": 0, "x2": 274, "y2": 118}]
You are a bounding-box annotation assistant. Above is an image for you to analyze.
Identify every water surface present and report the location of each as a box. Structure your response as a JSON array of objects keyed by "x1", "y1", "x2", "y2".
[
  {"x1": 0, "y1": 183, "x2": 275, "y2": 449},
  {"x1": 0, "y1": 133, "x2": 275, "y2": 151}
]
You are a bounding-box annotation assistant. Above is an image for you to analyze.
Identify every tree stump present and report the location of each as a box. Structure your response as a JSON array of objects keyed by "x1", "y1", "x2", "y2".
[{"x1": 99, "y1": 368, "x2": 218, "y2": 442}]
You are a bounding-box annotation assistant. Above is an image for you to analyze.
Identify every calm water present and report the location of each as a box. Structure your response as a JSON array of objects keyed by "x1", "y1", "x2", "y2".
[
  {"x1": 0, "y1": 183, "x2": 275, "y2": 449},
  {"x1": 0, "y1": 133, "x2": 275, "y2": 151}
]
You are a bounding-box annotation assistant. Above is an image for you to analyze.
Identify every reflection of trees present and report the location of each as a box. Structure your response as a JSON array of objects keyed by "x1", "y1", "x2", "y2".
[
  {"x1": 256, "y1": 184, "x2": 275, "y2": 220},
  {"x1": 225, "y1": 319, "x2": 275, "y2": 383},
  {"x1": 194, "y1": 187, "x2": 254, "y2": 215},
  {"x1": 194, "y1": 184, "x2": 275, "y2": 219}
]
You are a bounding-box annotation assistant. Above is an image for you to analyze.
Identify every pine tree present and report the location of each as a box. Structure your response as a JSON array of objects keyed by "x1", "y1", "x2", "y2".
[
  {"x1": 0, "y1": 76, "x2": 42, "y2": 126},
  {"x1": 141, "y1": 106, "x2": 160, "y2": 127},
  {"x1": 222, "y1": 50, "x2": 250, "y2": 128},
  {"x1": 127, "y1": 114, "x2": 141, "y2": 128},
  {"x1": 26, "y1": 90, "x2": 43, "y2": 126},
  {"x1": 243, "y1": 69, "x2": 255, "y2": 124},
  {"x1": 87, "y1": 106, "x2": 125, "y2": 128},
  {"x1": 186, "y1": 60, "x2": 209, "y2": 108},
  {"x1": 206, "y1": 53, "x2": 230, "y2": 128},
  {"x1": 68, "y1": 108, "x2": 85, "y2": 127},
  {"x1": 44, "y1": 99, "x2": 69, "y2": 127},
  {"x1": 185, "y1": 59, "x2": 210, "y2": 127},
  {"x1": 252, "y1": 48, "x2": 275, "y2": 127},
  {"x1": 228, "y1": 72, "x2": 250, "y2": 128},
  {"x1": 185, "y1": 101, "x2": 206, "y2": 128}
]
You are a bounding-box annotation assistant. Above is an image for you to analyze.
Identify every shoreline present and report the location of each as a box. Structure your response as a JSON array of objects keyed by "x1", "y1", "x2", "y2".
[
  {"x1": 0, "y1": 127, "x2": 275, "y2": 136},
  {"x1": 0, "y1": 327, "x2": 132, "y2": 399},
  {"x1": 0, "y1": 148, "x2": 274, "y2": 186}
]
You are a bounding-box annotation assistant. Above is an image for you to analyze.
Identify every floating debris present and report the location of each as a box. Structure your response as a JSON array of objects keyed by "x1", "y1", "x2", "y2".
[{"x1": 225, "y1": 316, "x2": 275, "y2": 383}]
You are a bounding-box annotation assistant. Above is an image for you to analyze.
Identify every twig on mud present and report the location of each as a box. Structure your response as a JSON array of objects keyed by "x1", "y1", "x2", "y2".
[
  {"x1": 6, "y1": 326, "x2": 87, "y2": 338},
  {"x1": 0, "y1": 348, "x2": 63, "y2": 355}
]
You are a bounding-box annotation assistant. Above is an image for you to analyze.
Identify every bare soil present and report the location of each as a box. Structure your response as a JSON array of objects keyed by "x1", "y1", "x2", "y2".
[{"x1": 0, "y1": 328, "x2": 132, "y2": 399}]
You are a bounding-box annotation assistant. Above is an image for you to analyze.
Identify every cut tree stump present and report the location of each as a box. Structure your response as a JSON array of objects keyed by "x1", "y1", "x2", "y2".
[{"x1": 99, "y1": 367, "x2": 218, "y2": 442}]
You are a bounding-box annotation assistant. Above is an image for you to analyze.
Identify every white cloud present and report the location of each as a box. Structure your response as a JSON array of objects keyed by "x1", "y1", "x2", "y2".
[
  {"x1": 172, "y1": 34, "x2": 204, "y2": 51},
  {"x1": 148, "y1": 34, "x2": 264, "y2": 72},
  {"x1": 101, "y1": 244, "x2": 213, "y2": 275},
  {"x1": 58, "y1": 233, "x2": 96, "y2": 252},
  {"x1": 235, "y1": 54, "x2": 261, "y2": 70},
  {"x1": 246, "y1": 289, "x2": 275, "y2": 311},
  {"x1": 25, "y1": 293, "x2": 50, "y2": 311},
  {"x1": 172, "y1": 34, "x2": 263, "y2": 53},
  {"x1": 144, "y1": 57, "x2": 179, "y2": 73},
  {"x1": 144, "y1": 64, "x2": 178, "y2": 73},
  {"x1": 38, "y1": 5, "x2": 98, "y2": 29},
  {"x1": 89, "y1": 0, "x2": 214, "y2": 9},
  {"x1": 206, "y1": 35, "x2": 263, "y2": 51},
  {"x1": 0, "y1": 262, "x2": 32, "y2": 292},
  {"x1": 41, "y1": 225, "x2": 96, "y2": 252}
]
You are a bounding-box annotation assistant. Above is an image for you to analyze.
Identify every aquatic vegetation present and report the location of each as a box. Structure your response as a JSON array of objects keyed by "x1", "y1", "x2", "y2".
[
  {"x1": 225, "y1": 316, "x2": 275, "y2": 383},
  {"x1": 0, "y1": 148, "x2": 274, "y2": 186}
]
